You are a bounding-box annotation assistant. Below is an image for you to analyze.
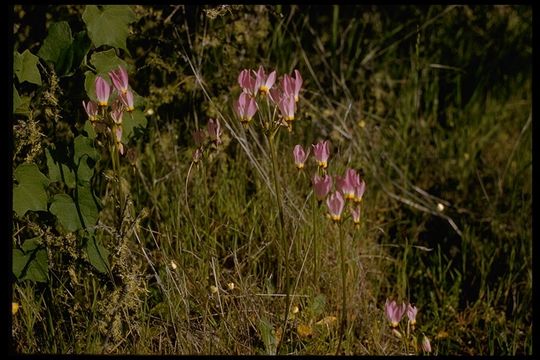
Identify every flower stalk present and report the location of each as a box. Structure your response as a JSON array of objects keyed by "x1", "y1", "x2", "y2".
[{"x1": 336, "y1": 221, "x2": 347, "y2": 355}]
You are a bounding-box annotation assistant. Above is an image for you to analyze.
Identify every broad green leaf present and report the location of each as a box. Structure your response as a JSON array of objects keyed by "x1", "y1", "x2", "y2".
[
  {"x1": 12, "y1": 249, "x2": 29, "y2": 278},
  {"x1": 13, "y1": 87, "x2": 31, "y2": 116},
  {"x1": 85, "y1": 236, "x2": 110, "y2": 273},
  {"x1": 37, "y1": 21, "x2": 74, "y2": 75},
  {"x1": 23, "y1": 248, "x2": 49, "y2": 283},
  {"x1": 90, "y1": 49, "x2": 130, "y2": 77},
  {"x1": 77, "y1": 183, "x2": 99, "y2": 230},
  {"x1": 13, "y1": 85, "x2": 21, "y2": 111},
  {"x1": 49, "y1": 194, "x2": 81, "y2": 233},
  {"x1": 13, "y1": 237, "x2": 49, "y2": 283},
  {"x1": 82, "y1": 5, "x2": 137, "y2": 53},
  {"x1": 71, "y1": 31, "x2": 91, "y2": 72},
  {"x1": 46, "y1": 148, "x2": 76, "y2": 188},
  {"x1": 84, "y1": 70, "x2": 98, "y2": 102},
  {"x1": 83, "y1": 120, "x2": 97, "y2": 140},
  {"x1": 122, "y1": 109, "x2": 147, "y2": 141},
  {"x1": 21, "y1": 237, "x2": 42, "y2": 252},
  {"x1": 77, "y1": 156, "x2": 95, "y2": 183},
  {"x1": 74, "y1": 135, "x2": 99, "y2": 162},
  {"x1": 14, "y1": 50, "x2": 42, "y2": 86},
  {"x1": 13, "y1": 163, "x2": 49, "y2": 217}
]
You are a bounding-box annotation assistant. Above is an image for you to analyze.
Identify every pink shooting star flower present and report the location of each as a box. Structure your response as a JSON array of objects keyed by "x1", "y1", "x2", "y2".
[
  {"x1": 82, "y1": 100, "x2": 98, "y2": 121},
  {"x1": 268, "y1": 86, "x2": 282, "y2": 105},
  {"x1": 354, "y1": 178, "x2": 366, "y2": 203},
  {"x1": 278, "y1": 95, "x2": 296, "y2": 122},
  {"x1": 120, "y1": 90, "x2": 135, "y2": 112},
  {"x1": 336, "y1": 168, "x2": 359, "y2": 200},
  {"x1": 254, "y1": 66, "x2": 276, "y2": 95},
  {"x1": 110, "y1": 107, "x2": 123, "y2": 125},
  {"x1": 421, "y1": 335, "x2": 432, "y2": 353},
  {"x1": 351, "y1": 205, "x2": 361, "y2": 225},
  {"x1": 385, "y1": 299, "x2": 407, "y2": 328},
  {"x1": 326, "y1": 191, "x2": 345, "y2": 222},
  {"x1": 114, "y1": 126, "x2": 125, "y2": 155},
  {"x1": 207, "y1": 118, "x2": 222, "y2": 144},
  {"x1": 238, "y1": 69, "x2": 256, "y2": 95},
  {"x1": 312, "y1": 174, "x2": 332, "y2": 201},
  {"x1": 109, "y1": 66, "x2": 129, "y2": 94},
  {"x1": 235, "y1": 92, "x2": 258, "y2": 125},
  {"x1": 95, "y1": 76, "x2": 111, "y2": 106},
  {"x1": 406, "y1": 304, "x2": 418, "y2": 326},
  {"x1": 283, "y1": 69, "x2": 303, "y2": 102},
  {"x1": 312, "y1": 140, "x2": 330, "y2": 169},
  {"x1": 293, "y1": 145, "x2": 310, "y2": 169}
]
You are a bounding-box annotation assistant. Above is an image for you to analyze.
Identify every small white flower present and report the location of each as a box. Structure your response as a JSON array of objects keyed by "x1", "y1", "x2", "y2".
[{"x1": 437, "y1": 203, "x2": 445, "y2": 212}]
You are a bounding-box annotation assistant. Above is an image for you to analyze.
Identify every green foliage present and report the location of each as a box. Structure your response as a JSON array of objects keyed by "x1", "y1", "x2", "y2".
[
  {"x1": 122, "y1": 110, "x2": 147, "y2": 141},
  {"x1": 74, "y1": 135, "x2": 99, "y2": 163},
  {"x1": 14, "y1": 50, "x2": 42, "y2": 86},
  {"x1": 90, "y1": 48, "x2": 131, "y2": 75},
  {"x1": 76, "y1": 184, "x2": 99, "y2": 230},
  {"x1": 85, "y1": 236, "x2": 110, "y2": 274},
  {"x1": 258, "y1": 317, "x2": 277, "y2": 355},
  {"x1": 13, "y1": 237, "x2": 49, "y2": 283},
  {"x1": 308, "y1": 294, "x2": 326, "y2": 318},
  {"x1": 38, "y1": 21, "x2": 73, "y2": 75},
  {"x1": 13, "y1": 163, "x2": 50, "y2": 217},
  {"x1": 37, "y1": 21, "x2": 91, "y2": 76},
  {"x1": 13, "y1": 86, "x2": 21, "y2": 111},
  {"x1": 82, "y1": 5, "x2": 137, "y2": 53},
  {"x1": 49, "y1": 194, "x2": 81, "y2": 233},
  {"x1": 46, "y1": 148, "x2": 76, "y2": 188}
]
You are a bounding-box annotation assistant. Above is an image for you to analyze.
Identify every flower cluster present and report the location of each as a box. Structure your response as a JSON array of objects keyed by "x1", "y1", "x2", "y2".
[
  {"x1": 82, "y1": 66, "x2": 136, "y2": 155},
  {"x1": 235, "y1": 66, "x2": 303, "y2": 131},
  {"x1": 294, "y1": 140, "x2": 366, "y2": 224},
  {"x1": 192, "y1": 118, "x2": 223, "y2": 163},
  {"x1": 384, "y1": 299, "x2": 418, "y2": 329}
]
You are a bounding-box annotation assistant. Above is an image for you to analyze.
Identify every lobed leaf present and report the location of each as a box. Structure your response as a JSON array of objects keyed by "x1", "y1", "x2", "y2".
[
  {"x1": 14, "y1": 50, "x2": 42, "y2": 85},
  {"x1": 13, "y1": 163, "x2": 49, "y2": 217},
  {"x1": 82, "y1": 5, "x2": 137, "y2": 53}
]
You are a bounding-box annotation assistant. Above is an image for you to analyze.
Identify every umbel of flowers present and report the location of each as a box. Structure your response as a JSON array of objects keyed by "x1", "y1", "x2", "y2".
[
  {"x1": 234, "y1": 65, "x2": 303, "y2": 132},
  {"x1": 82, "y1": 66, "x2": 136, "y2": 156},
  {"x1": 293, "y1": 140, "x2": 367, "y2": 225}
]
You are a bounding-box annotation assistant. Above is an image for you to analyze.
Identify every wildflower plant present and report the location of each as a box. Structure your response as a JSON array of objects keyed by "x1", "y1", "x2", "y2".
[
  {"x1": 292, "y1": 136, "x2": 368, "y2": 354},
  {"x1": 81, "y1": 65, "x2": 142, "y2": 229},
  {"x1": 384, "y1": 299, "x2": 428, "y2": 354},
  {"x1": 232, "y1": 65, "x2": 304, "y2": 354}
]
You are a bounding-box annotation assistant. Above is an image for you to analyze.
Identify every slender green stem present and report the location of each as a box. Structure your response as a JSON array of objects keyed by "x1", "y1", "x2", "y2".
[
  {"x1": 336, "y1": 222, "x2": 347, "y2": 355},
  {"x1": 202, "y1": 159, "x2": 215, "y2": 258},
  {"x1": 268, "y1": 133, "x2": 290, "y2": 355},
  {"x1": 312, "y1": 192, "x2": 319, "y2": 289}
]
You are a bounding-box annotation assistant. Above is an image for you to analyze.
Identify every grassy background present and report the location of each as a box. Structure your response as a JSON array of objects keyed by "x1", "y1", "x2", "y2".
[{"x1": 12, "y1": 5, "x2": 532, "y2": 355}]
